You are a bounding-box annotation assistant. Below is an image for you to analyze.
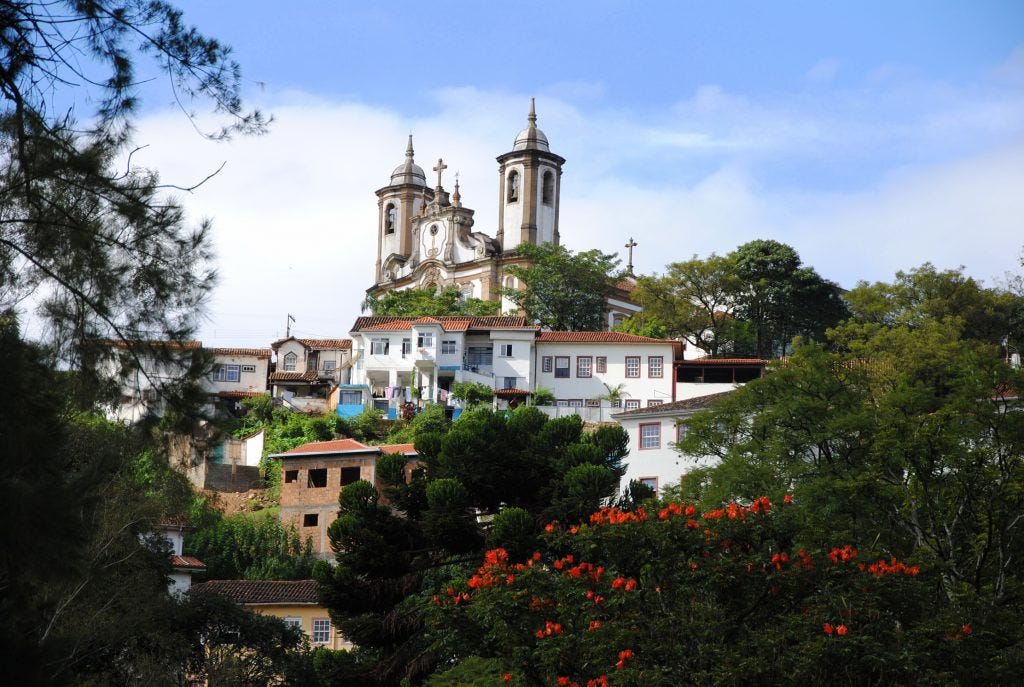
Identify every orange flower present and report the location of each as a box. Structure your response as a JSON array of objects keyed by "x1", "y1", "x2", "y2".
[
  {"x1": 823, "y1": 623, "x2": 834, "y2": 635},
  {"x1": 962, "y1": 624, "x2": 972, "y2": 635},
  {"x1": 503, "y1": 674, "x2": 512, "y2": 684},
  {"x1": 558, "y1": 678, "x2": 571, "y2": 686},
  {"x1": 836, "y1": 624, "x2": 848, "y2": 636}
]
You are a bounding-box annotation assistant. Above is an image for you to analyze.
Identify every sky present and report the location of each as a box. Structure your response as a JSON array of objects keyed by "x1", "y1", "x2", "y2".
[{"x1": 120, "y1": 1, "x2": 1024, "y2": 347}]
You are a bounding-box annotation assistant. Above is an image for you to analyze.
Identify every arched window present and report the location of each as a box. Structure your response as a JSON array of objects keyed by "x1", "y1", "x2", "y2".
[
  {"x1": 283, "y1": 352, "x2": 297, "y2": 371},
  {"x1": 507, "y1": 170, "x2": 519, "y2": 202},
  {"x1": 385, "y1": 204, "x2": 396, "y2": 234},
  {"x1": 542, "y1": 171, "x2": 554, "y2": 205}
]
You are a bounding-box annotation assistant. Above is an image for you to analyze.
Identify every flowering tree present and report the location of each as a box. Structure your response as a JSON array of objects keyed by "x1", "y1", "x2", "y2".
[{"x1": 432, "y1": 496, "x2": 1012, "y2": 685}]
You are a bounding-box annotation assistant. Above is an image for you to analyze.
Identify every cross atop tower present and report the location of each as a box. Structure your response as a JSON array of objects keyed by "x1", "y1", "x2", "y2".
[
  {"x1": 433, "y1": 158, "x2": 447, "y2": 189},
  {"x1": 624, "y1": 237, "x2": 638, "y2": 276}
]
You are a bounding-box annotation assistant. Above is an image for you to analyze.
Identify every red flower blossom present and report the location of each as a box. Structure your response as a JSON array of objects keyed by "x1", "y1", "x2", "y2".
[
  {"x1": 558, "y1": 677, "x2": 571, "y2": 686},
  {"x1": 824, "y1": 623, "x2": 834, "y2": 635},
  {"x1": 836, "y1": 624, "x2": 848, "y2": 636},
  {"x1": 503, "y1": 674, "x2": 511, "y2": 684},
  {"x1": 962, "y1": 624, "x2": 972, "y2": 635}
]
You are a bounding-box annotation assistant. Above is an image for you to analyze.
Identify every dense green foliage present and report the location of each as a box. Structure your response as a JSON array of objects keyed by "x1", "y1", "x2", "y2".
[
  {"x1": 363, "y1": 286, "x2": 500, "y2": 317},
  {"x1": 187, "y1": 510, "x2": 317, "y2": 580},
  {"x1": 450, "y1": 380, "x2": 495, "y2": 405},
  {"x1": 501, "y1": 243, "x2": 623, "y2": 331},
  {"x1": 628, "y1": 240, "x2": 847, "y2": 357},
  {"x1": 316, "y1": 406, "x2": 631, "y2": 685}
]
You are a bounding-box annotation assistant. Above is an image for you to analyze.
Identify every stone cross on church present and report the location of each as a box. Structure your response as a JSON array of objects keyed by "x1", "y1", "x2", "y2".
[{"x1": 433, "y1": 158, "x2": 447, "y2": 190}]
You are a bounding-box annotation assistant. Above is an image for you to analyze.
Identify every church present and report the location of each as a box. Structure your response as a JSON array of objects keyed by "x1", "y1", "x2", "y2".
[{"x1": 366, "y1": 99, "x2": 639, "y2": 327}]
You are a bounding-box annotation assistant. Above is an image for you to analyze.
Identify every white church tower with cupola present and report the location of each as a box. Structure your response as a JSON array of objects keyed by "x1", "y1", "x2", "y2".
[
  {"x1": 496, "y1": 98, "x2": 565, "y2": 252},
  {"x1": 367, "y1": 100, "x2": 567, "y2": 306}
]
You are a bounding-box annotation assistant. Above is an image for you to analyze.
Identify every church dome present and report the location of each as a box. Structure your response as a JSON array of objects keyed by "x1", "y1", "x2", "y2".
[
  {"x1": 390, "y1": 135, "x2": 427, "y2": 185},
  {"x1": 512, "y1": 97, "x2": 550, "y2": 152}
]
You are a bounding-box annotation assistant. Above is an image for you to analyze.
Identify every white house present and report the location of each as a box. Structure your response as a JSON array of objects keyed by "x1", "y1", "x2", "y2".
[
  {"x1": 269, "y1": 337, "x2": 352, "y2": 412},
  {"x1": 534, "y1": 331, "x2": 682, "y2": 422},
  {"x1": 611, "y1": 390, "x2": 735, "y2": 497},
  {"x1": 152, "y1": 518, "x2": 206, "y2": 595},
  {"x1": 347, "y1": 315, "x2": 540, "y2": 418}
]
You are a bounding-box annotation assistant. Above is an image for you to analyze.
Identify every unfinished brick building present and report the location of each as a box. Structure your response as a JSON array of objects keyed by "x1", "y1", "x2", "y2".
[{"x1": 273, "y1": 439, "x2": 417, "y2": 556}]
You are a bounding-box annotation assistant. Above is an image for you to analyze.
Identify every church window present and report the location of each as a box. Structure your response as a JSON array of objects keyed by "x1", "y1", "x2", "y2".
[
  {"x1": 542, "y1": 171, "x2": 554, "y2": 205},
  {"x1": 283, "y1": 352, "x2": 297, "y2": 371},
  {"x1": 507, "y1": 170, "x2": 520, "y2": 202},
  {"x1": 429, "y1": 224, "x2": 439, "y2": 236},
  {"x1": 385, "y1": 204, "x2": 396, "y2": 234}
]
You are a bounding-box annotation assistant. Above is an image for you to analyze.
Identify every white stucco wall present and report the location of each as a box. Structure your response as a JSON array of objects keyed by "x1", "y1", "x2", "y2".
[{"x1": 535, "y1": 342, "x2": 676, "y2": 406}]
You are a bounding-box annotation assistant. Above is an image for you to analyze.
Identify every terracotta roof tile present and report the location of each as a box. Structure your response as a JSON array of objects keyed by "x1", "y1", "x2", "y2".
[
  {"x1": 537, "y1": 331, "x2": 675, "y2": 344},
  {"x1": 170, "y1": 555, "x2": 206, "y2": 570},
  {"x1": 207, "y1": 347, "x2": 273, "y2": 358},
  {"x1": 613, "y1": 391, "x2": 735, "y2": 417},
  {"x1": 378, "y1": 443, "x2": 417, "y2": 454},
  {"x1": 351, "y1": 315, "x2": 531, "y2": 333},
  {"x1": 269, "y1": 370, "x2": 320, "y2": 383},
  {"x1": 281, "y1": 438, "x2": 371, "y2": 455},
  {"x1": 191, "y1": 579, "x2": 319, "y2": 604},
  {"x1": 104, "y1": 339, "x2": 203, "y2": 350},
  {"x1": 680, "y1": 357, "x2": 768, "y2": 366},
  {"x1": 271, "y1": 337, "x2": 351, "y2": 350},
  {"x1": 214, "y1": 390, "x2": 267, "y2": 399},
  {"x1": 495, "y1": 388, "x2": 530, "y2": 397}
]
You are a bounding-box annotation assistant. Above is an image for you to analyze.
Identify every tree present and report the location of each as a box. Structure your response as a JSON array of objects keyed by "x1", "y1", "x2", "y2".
[
  {"x1": 431, "y1": 497, "x2": 1008, "y2": 685},
  {"x1": 630, "y1": 253, "x2": 746, "y2": 356},
  {"x1": 450, "y1": 380, "x2": 494, "y2": 406},
  {"x1": 0, "y1": 0, "x2": 265, "y2": 402},
  {"x1": 501, "y1": 243, "x2": 622, "y2": 331},
  {"x1": 363, "y1": 286, "x2": 500, "y2": 317},
  {"x1": 315, "y1": 406, "x2": 631, "y2": 686}
]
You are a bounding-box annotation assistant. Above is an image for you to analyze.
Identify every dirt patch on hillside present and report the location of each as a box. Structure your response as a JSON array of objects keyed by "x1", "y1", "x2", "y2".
[{"x1": 200, "y1": 487, "x2": 274, "y2": 516}]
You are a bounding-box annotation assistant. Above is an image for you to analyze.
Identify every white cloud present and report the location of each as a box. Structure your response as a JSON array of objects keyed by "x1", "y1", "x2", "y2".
[
  {"x1": 805, "y1": 58, "x2": 841, "y2": 83},
  {"x1": 127, "y1": 76, "x2": 1024, "y2": 347}
]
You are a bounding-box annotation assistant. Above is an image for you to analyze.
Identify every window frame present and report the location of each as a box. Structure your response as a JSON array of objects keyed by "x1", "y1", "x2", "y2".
[
  {"x1": 441, "y1": 340, "x2": 457, "y2": 355},
  {"x1": 625, "y1": 356, "x2": 641, "y2": 378},
  {"x1": 212, "y1": 364, "x2": 241, "y2": 383},
  {"x1": 312, "y1": 618, "x2": 332, "y2": 645},
  {"x1": 307, "y1": 468, "x2": 327, "y2": 488},
  {"x1": 639, "y1": 422, "x2": 661, "y2": 450},
  {"x1": 498, "y1": 343, "x2": 513, "y2": 357},
  {"x1": 302, "y1": 513, "x2": 319, "y2": 527},
  {"x1": 340, "y1": 466, "x2": 361, "y2": 486},
  {"x1": 507, "y1": 170, "x2": 520, "y2": 202},
  {"x1": 648, "y1": 399, "x2": 663, "y2": 407},
  {"x1": 542, "y1": 356, "x2": 553, "y2": 373},
  {"x1": 284, "y1": 469, "x2": 298, "y2": 484},
  {"x1": 417, "y1": 333, "x2": 434, "y2": 348},
  {"x1": 401, "y1": 338, "x2": 412, "y2": 357},
  {"x1": 283, "y1": 352, "x2": 297, "y2": 372},
  {"x1": 648, "y1": 356, "x2": 664, "y2": 378},
  {"x1": 638, "y1": 476, "x2": 659, "y2": 497},
  {"x1": 370, "y1": 338, "x2": 390, "y2": 355},
  {"x1": 576, "y1": 356, "x2": 592, "y2": 378},
  {"x1": 624, "y1": 399, "x2": 641, "y2": 410},
  {"x1": 554, "y1": 356, "x2": 570, "y2": 379},
  {"x1": 595, "y1": 356, "x2": 607, "y2": 373}
]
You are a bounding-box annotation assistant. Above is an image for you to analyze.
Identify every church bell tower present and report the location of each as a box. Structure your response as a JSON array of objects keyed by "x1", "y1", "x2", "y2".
[
  {"x1": 374, "y1": 136, "x2": 432, "y2": 283},
  {"x1": 496, "y1": 99, "x2": 565, "y2": 253}
]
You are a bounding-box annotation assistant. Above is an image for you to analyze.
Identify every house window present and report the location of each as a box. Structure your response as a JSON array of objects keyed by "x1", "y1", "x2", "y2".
[
  {"x1": 303, "y1": 513, "x2": 319, "y2": 527},
  {"x1": 283, "y1": 617, "x2": 303, "y2": 632},
  {"x1": 308, "y1": 469, "x2": 327, "y2": 488},
  {"x1": 212, "y1": 364, "x2": 241, "y2": 382},
  {"x1": 625, "y1": 399, "x2": 641, "y2": 410},
  {"x1": 340, "y1": 466, "x2": 361, "y2": 486},
  {"x1": 284, "y1": 470, "x2": 298, "y2": 484},
  {"x1": 610, "y1": 399, "x2": 622, "y2": 408},
  {"x1": 585, "y1": 399, "x2": 601, "y2": 407},
  {"x1": 371, "y1": 339, "x2": 389, "y2": 355},
  {"x1": 648, "y1": 400, "x2": 663, "y2": 407},
  {"x1": 640, "y1": 423, "x2": 661, "y2": 450},
  {"x1": 340, "y1": 390, "x2": 362, "y2": 405},
  {"x1": 648, "y1": 356, "x2": 664, "y2": 378},
  {"x1": 507, "y1": 170, "x2": 520, "y2": 202},
  {"x1": 312, "y1": 618, "x2": 332, "y2": 645},
  {"x1": 401, "y1": 339, "x2": 412, "y2": 357},
  {"x1": 283, "y1": 352, "x2": 297, "y2": 371},
  {"x1": 677, "y1": 423, "x2": 688, "y2": 442},
  {"x1": 577, "y1": 356, "x2": 592, "y2": 378},
  {"x1": 556, "y1": 400, "x2": 569, "y2": 407},
  {"x1": 596, "y1": 356, "x2": 607, "y2": 373},
  {"x1": 542, "y1": 356, "x2": 553, "y2": 373},
  {"x1": 625, "y1": 356, "x2": 641, "y2": 378},
  {"x1": 323, "y1": 360, "x2": 337, "y2": 374},
  {"x1": 554, "y1": 356, "x2": 570, "y2": 378},
  {"x1": 385, "y1": 203, "x2": 396, "y2": 234},
  {"x1": 417, "y1": 333, "x2": 434, "y2": 348},
  {"x1": 241, "y1": 364, "x2": 256, "y2": 373},
  {"x1": 638, "y1": 476, "x2": 659, "y2": 496},
  {"x1": 499, "y1": 344, "x2": 513, "y2": 357},
  {"x1": 542, "y1": 170, "x2": 554, "y2": 205},
  {"x1": 568, "y1": 399, "x2": 584, "y2": 408},
  {"x1": 441, "y1": 340, "x2": 457, "y2": 355}
]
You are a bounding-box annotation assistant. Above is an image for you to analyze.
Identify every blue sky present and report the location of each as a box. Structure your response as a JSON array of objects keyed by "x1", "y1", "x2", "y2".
[{"x1": 127, "y1": 1, "x2": 1024, "y2": 346}]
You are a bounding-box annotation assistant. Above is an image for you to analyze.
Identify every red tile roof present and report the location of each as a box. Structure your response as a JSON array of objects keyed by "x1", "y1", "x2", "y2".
[
  {"x1": 207, "y1": 347, "x2": 272, "y2": 358},
  {"x1": 271, "y1": 337, "x2": 351, "y2": 350},
  {"x1": 680, "y1": 358, "x2": 768, "y2": 366},
  {"x1": 612, "y1": 391, "x2": 735, "y2": 417},
  {"x1": 214, "y1": 390, "x2": 267, "y2": 399},
  {"x1": 269, "y1": 370, "x2": 320, "y2": 383},
  {"x1": 191, "y1": 579, "x2": 319, "y2": 604},
  {"x1": 170, "y1": 555, "x2": 207, "y2": 570},
  {"x1": 104, "y1": 339, "x2": 203, "y2": 350},
  {"x1": 495, "y1": 388, "x2": 530, "y2": 397},
  {"x1": 378, "y1": 443, "x2": 417, "y2": 454},
  {"x1": 351, "y1": 315, "x2": 532, "y2": 333},
  {"x1": 282, "y1": 438, "x2": 371, "y2": 455},
  {"x1": 537, "y1": 331, "x2": 675, "y2": 344}
]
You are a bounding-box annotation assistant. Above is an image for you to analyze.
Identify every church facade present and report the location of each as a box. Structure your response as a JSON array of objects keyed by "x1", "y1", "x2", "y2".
[{"x1": 368, "y1": 99, "x2": 564, "y2": 305}]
